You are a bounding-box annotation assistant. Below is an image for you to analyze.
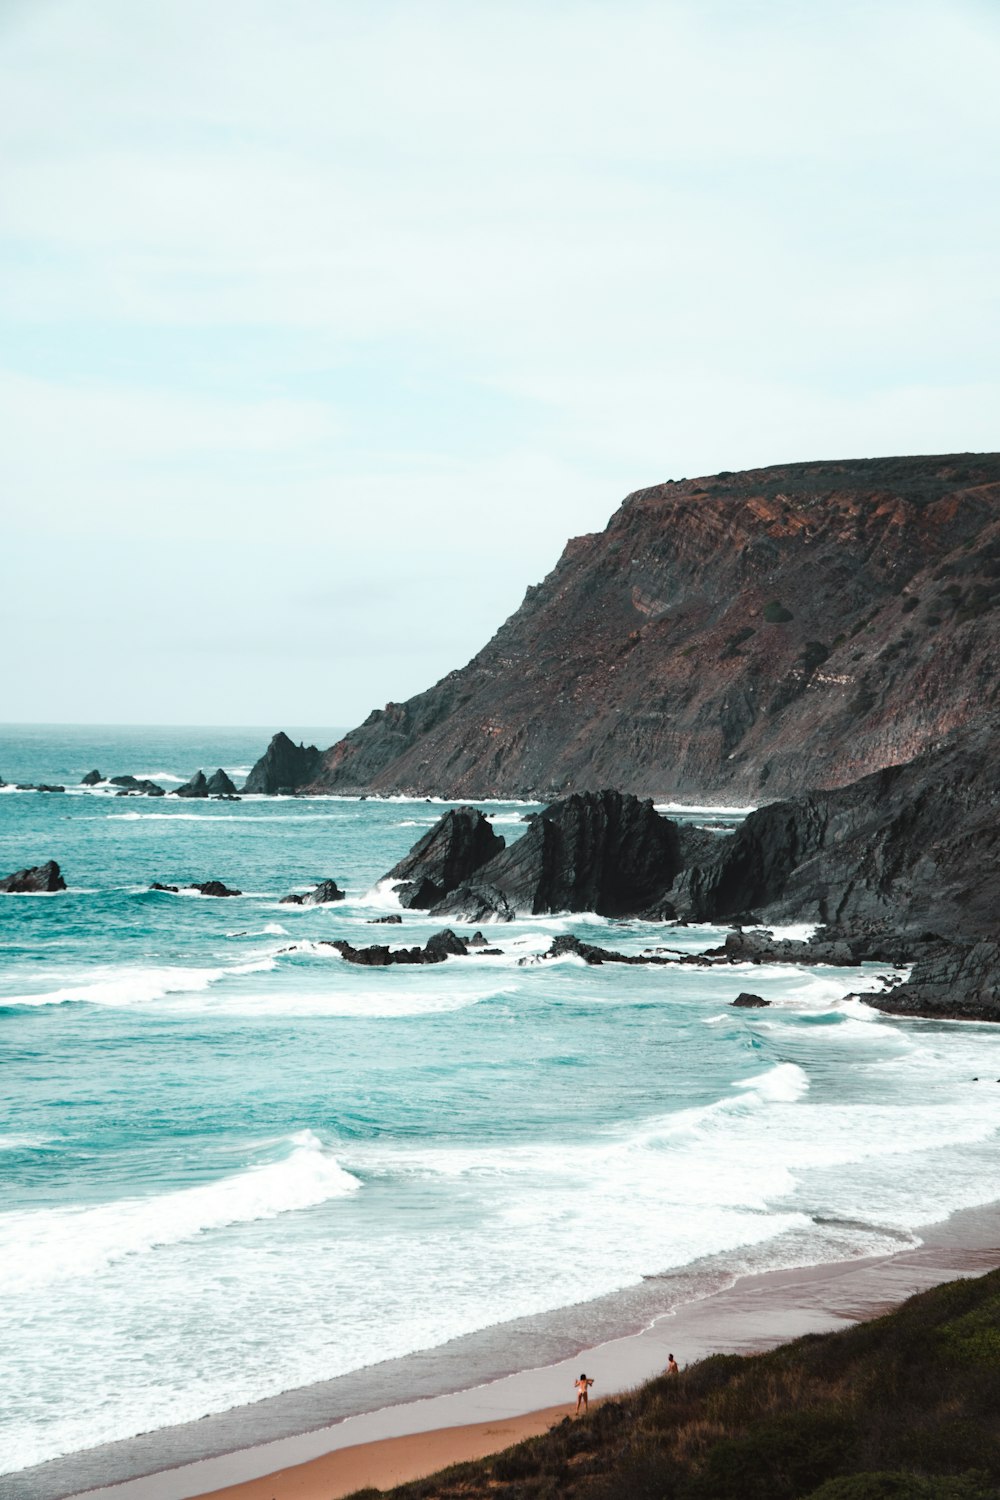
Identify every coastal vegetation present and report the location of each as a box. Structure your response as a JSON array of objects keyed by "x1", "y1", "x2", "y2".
[{"x1": 352, "y1": 1269, "x2": 1000, "y2": 1499}]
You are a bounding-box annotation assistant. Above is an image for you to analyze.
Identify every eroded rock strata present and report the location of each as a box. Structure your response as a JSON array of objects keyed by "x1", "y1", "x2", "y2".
[
  {"x1": 436, "y1": 790, "x2": 683, "y2": 920},
  {"x1": 383, "y1": 806, "x2": 505, "y2": 909},
  {"x1": 272, "y1": 452, "x2": 1000, "y2": 801}
]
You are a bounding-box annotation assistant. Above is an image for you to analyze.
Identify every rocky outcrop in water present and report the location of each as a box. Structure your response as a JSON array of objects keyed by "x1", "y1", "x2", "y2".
[
  {"x1": 1, "y1": 860, "x2": 66, "y2": 892},
  {"x1": 81, "y1": 769, "x2": 102, "y2": 785},
  {"x1": 280, "y1": 879, "x2": 345, "y2": 906},
  {"x1": 331, "y1": 928, "x2": 469, "y2": 966},
  {"x1": 292, "y1": 453, "x2": 1000, "y2": 801},
  {"x1": 109, "y1": 775, "x2": 165, "y2": 796},
  {"x1": 150, "y1": 880, "x2": 242, "y2": 897},
  {"x1": 383, "y1": 806, "x2": 505, "y2": 909},
  {"x1": 205, "y1": 769, "x2": 238, "y2": 797},
  {"x1": 428, "y1": 790, "x2": 683, "y2": 920},
  {"x1": 173, "y1": 771, "x2": 210, "y2": 798},
  {"x1": 242, "y1": 733, "x2": 323, "y2": 794},
  {"x1": 732, "y1": 992, "x2": 769, "y2": 1007},
  {"x1": 670, "y1": 729, "x2": 1000, "y2": 1021}
]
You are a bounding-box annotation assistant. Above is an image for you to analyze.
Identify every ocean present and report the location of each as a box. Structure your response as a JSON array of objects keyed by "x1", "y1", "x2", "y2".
[{"x1": 3, "y1": 725, "x2": 1000, "y2": 1492}]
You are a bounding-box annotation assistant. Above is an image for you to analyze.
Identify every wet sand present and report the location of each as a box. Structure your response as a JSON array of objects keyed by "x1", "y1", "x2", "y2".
[{"x1": 55, "y1": 1199, "x2": 999, "y2": 1500}]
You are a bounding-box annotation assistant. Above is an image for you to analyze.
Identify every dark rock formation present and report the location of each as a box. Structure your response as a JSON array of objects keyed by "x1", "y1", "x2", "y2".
[
  {"x1": 81, "y1": 769, "x2": 102, "y2": 785},
  {"x1": 876, "y1": 941, "x2": 1000, "y2": 1023},
  {"x1": 732, "y1": 992, "x2": 769, "y2": 1007},
  {"x1": 109, "y1": 775, "x2": 165, "y2": 796},
  {"x1": 434, "y1": 790, "x2": 682, "y2": 920},
  {"x1": 0, "y1": 860, "x2": 66, "y2": 893},
  {"x1": 543, "y1": 934, "x2": 676, "y2": 966},
  {"x1": 242, "y1": 733, "x2": 323, "y2": 794},
  {"x1": 205, "y1": 768, "x2": 238, "y2": 797},
  {"x1": 150, "y1": 880, "x2": 241, "y2": 897},
  {"x1": 36, "y1": 785, "x2": 66, "y2": 793},
  {"x1": 331, "y1": 928, "x2": 468, "y2": 966},
  {"x1": 676, "y1": 734, "x2": 1000, "y2": 942},
  {"x1": 290, "y1": 454, "x2": 1000, "y2": 800},
  {"x1": 382, "y1": 806, "x2": 505, "y2": 909},
  {"x1": 368, "y1": 914, "x2": 402, "y2": 924},
  {"x1": 280, "y1": 879, "x2": 345, "y2": 906},
  {"x1": 703, "y1": 931, "x2": 861, "y2": 967},
  {"x1": 173, "y1": 771, "x2": 209, "y2": 799}
]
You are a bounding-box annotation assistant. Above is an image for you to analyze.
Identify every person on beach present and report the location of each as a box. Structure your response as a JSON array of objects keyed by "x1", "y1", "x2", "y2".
[
  {"x1": 666, "y1": 1353, "x2": 679, "y2": 1376},
  {"x1": 574, "y1": 1373, "x2": 594, "y2": 1414}
]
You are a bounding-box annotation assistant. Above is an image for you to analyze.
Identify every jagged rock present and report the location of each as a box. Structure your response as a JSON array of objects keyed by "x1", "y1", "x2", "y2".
[
  {"x1": 81, "y1": 769, "x2": 103, "y2": 785},
  {"x1": 173, "y1": 771, "x2": 210, "y2": 799},
  {"x1": 732, "y1": 992, "x2": 769, "y2": 1007},
  {"x1": 280, "y1": 879, "x2": 345, "y2": 906},
  {"x1": 0, "y1": 860, "x2": 66, "y2": 893},
  {"x1": 150, "y1": 882, "x2": 180, "y2": 893},
  {"x1": 303, "y1": 454, "x2": 1000, "y2": 800},
  {"x1": 242, "y1": 732, "x2": 324, "y2": 794},
  {"x1": 468, "y1": 930, "x2": 488, "y2": 946},
  {"x1": 331, "y1": 928, "x2": 468, "y2": 967},
  {"x1": 423, "y1": 928, "x2": 468, "y2": 960},
  {"x1": 109, "y1": 775, "x2": 166, "y2": 796},
  {"x1": 205, "y1": 768, "x2": 238, "y2": 797},
  {"x1": 382, "y1": 806, "x2": 505, "y2": 909},
  {"x1": 437, "y1": 790, "x2": 682, "y2": 920},
  {"x1": 368, "y1": 914, "x2": 402, "y2": 923}
]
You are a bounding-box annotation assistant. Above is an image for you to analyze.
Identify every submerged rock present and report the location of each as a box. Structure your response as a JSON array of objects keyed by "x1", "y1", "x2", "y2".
[
  {"x1": 382, "y1": 806, "x2": 505, "y2": 909},
  {"x1": 1, "y1": 860, "x2": 66, "y2": 893},
  {"x1": 150, "y1": 879, "x2": 242, "y2": 897},
  {"x1": 331, "y1": 928, "x2": 469, "y2": 967},
  {"x1": 280, "y1": 879, "x2": 345, "y2": 906},
  {"x1": 109, "y1": 775, "x2": 165, "y2": 796}
]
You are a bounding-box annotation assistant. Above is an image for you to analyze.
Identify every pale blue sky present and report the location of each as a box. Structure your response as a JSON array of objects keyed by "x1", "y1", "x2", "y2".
[{"x1": 2, "y1": 0, "x2": 998, "y2": 726}]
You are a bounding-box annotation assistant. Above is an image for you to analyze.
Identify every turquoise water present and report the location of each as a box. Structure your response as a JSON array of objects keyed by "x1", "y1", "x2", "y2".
[{"x1": 3, "y1": 725, "x2": 1000, "y2": 1483}]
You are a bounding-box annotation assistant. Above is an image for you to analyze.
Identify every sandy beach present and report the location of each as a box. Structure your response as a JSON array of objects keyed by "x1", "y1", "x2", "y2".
[{"x1": 51, "y1": 1199, "x2": 998, "y2": 1500}]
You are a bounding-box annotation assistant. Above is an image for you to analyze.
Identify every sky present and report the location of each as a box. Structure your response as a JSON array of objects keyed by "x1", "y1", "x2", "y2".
[{"x1": 2, "y1": 0, "x2": 998, "y2": 729}]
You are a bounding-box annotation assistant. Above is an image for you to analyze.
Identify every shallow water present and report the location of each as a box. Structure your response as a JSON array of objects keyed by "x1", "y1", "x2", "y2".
[{"x1": 3, "y1": 724, "x2": 1000, "y2": 1480}]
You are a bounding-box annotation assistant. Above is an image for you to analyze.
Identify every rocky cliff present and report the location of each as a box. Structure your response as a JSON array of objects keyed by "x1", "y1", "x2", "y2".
[{"x1": 285, "y1": 453, "x2": 1000, "y2": 801}]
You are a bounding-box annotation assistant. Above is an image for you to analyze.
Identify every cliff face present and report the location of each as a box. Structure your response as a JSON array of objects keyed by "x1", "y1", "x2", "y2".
[{"x1": 305, "y1": 454, "x2": 1000, "y2": 800}]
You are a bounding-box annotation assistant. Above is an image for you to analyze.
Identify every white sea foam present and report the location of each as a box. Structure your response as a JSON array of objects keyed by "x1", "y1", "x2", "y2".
[
  {"x1": 357, "y1": 877, "x2": 405, "y2": 910},
  {"x1": 2, "y1": 955, "x2": 277, "y2": 1009},
  {"x1": 654, "y1": 801, "x2": 757, "y2": 815},
  {"x1": 0, "y1": 1131, "x2": 360, "y2": 1291}
]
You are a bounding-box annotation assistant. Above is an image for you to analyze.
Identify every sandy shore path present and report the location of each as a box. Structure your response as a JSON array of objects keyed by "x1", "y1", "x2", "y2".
[{"x1": 49, "y1": 1200, "x2": 999, "y2": 1500}]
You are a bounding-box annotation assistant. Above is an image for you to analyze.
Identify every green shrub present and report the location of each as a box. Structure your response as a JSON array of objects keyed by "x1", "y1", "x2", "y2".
[
  {"x1": 763, "y1": 600, "x2": 794, "y2": 623},
  {"x1": 805, "y1": 1472, "x2": 994, "y2": 1499},
  {"x1": 683, "y1": 1409, "x2": 853, "y2": 1500}
]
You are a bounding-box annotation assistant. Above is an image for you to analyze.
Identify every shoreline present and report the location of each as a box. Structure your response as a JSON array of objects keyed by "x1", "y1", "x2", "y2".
[{"x1": 21, "y1": 1198, "x2": 995, "y2": 1500}]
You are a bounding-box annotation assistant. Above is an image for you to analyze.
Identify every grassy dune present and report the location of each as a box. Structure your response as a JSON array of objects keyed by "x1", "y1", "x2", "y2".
[{"x1": 351, "y1": 1268, "x2": 1000, "y2": 1499}]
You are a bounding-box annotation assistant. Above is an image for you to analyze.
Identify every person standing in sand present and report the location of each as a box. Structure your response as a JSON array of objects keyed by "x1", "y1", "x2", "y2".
[
  {"x1": 574, "y1": 1373, "x2": 594, "y2": 1414},
  {"x1": 666, "y1": 1353, "x2": 679, "y2": 1376}
]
